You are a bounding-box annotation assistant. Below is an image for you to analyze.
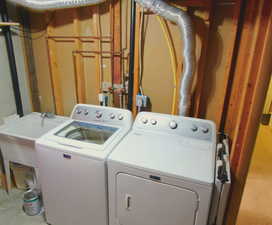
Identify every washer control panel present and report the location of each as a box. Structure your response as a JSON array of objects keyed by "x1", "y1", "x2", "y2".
[
  {"x1": 134, "y1": 112, "x2": 216, "y2": 141},
  {"x1": 71, "y1": 104, "x2": 132, "y2": 126}
]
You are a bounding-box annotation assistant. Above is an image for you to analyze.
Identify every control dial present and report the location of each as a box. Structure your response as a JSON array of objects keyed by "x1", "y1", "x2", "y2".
[
  {"x1": 141, "y1": 118, "x2": 148, "y2": 124},
  {"x1": 96, "y1": 111, "x2": 103, "y2": 119},
  {"x1": 75, "y1": 109, "x2": 82, "y2": 114},
  {"x1": 109, "y1": 113, "x2": 115, "y2": 119},
  {"x1": 169, "y1": 121, "x2": 178, "y2": 129},
  {"x1": 150, "y1": 119, "x2": 157, "y2": 125},
  {"x1": 118, "y1": 114, "x2": 124, "y2": 120},
  {"x1": 201, "y1": 127, "x2": 209, "y2": 134}
]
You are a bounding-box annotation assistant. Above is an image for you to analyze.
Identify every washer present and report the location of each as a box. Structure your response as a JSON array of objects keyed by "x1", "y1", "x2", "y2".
[
  {"x1": 36, "y1": 104, "x2": 132, "y2": 225},
  {"x1": 108, "y1": 112, "x2": 217, "y2": 225}
]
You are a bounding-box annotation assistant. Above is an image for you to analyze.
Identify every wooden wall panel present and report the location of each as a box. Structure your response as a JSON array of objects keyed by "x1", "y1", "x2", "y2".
[{"x1": 28, "y1": 1, "x2": 239, "y2": 128}]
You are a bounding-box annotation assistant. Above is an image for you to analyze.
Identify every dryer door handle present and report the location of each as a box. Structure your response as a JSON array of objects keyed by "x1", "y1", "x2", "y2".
[{"x1": 125, "y1": 194, "x2": 132, "y2": 210}]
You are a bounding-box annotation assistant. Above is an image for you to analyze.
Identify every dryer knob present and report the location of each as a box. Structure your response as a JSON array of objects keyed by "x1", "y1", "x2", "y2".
[
  {"x1": 118, "y1": 114, "x2": 124, "y2": 120},
  {"x1": 84, "y1": 110, "x2": 89, "y2": 116},
  {"x1": 169, "y1": 121, "x2": 178, "y2": 129}
]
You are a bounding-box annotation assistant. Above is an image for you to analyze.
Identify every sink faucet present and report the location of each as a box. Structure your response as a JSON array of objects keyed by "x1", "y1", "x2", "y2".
[
  {"x1": 41, "y1": 112, "x2": 55, "y2": 126},
  {"x1": 41, "y1": 112, "x2": 55, "y2": 119}
]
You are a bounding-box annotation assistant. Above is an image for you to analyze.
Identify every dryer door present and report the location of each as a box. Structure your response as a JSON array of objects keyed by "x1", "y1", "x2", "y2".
[{"x1": 116, "y1": 173, "x2": 198, "y2": 225}]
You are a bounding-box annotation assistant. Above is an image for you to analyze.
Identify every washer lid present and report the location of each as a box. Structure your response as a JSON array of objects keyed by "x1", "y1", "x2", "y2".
[{"x1": 109, "y1": 130, "x2": 216, "y2": 185}]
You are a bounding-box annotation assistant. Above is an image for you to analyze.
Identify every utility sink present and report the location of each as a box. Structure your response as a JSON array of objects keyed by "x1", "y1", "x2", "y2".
[{"x1": 0, "y1": 112, "x2": 68, "y2": 192}]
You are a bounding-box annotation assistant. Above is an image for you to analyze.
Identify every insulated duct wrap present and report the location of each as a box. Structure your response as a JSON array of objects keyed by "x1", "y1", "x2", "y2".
[
  {"x1": 7, "y1": 0, "x2": 106, "y2": 11},
  {"x1": 135, "y1": 0, "x2": 196, "y2": 116}
]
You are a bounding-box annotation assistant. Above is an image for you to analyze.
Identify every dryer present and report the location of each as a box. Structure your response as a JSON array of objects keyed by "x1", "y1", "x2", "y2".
[
  {"x1": 108, "y1": 112, "x2": 217, "y2": 225},
  {"x1": 36, "y1": 104, "x2": 132, "y2": 225}
]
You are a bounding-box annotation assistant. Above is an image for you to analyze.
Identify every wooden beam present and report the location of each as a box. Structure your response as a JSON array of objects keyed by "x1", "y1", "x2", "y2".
[
  {"x1": 209, "y1": 0, "x2": 243, "y2": 127},
  {"x1": 92, "y1": 5, "x2": 103, "y2": 95},
  {"x1": 46, "y1": 13, "x2": 64, "y2": 115},
  {"x1": 224, "y1": 1, "x2": 272, "y2": 224},
  {"x1": 192, "y1": 9, "x2": 212, "y2": 117},
  {"x1": 73, "y1": 9, "x2": 86, "y2": 104},
  {"x1": 112, "y1": 0, "x2": 122, "y2": 107},
  {"x1": 132, "y1": 5, "x2": 141, "y2": 116}
]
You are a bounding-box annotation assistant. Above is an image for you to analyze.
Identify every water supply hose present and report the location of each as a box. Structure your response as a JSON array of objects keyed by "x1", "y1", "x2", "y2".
[
  {"x1": 156, "y1": 16, "x2": 178, "y2": 114},
  {"x1": 135, "y1": 0, "x2": 196, "y2": 116}
]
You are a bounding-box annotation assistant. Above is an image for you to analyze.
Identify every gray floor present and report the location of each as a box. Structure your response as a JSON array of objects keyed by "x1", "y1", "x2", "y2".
[{"x1": 0, "y1": 188, "x2": 46, "y2": 225}]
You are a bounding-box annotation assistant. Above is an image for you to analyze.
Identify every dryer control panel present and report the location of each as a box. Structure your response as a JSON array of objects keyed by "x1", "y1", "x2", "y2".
[
  {"x1": 134, "y1": 112, "x2": 216, "y2": 141},
  {"x1": 71, "y1": 104, "x2": 132, "y2": 127}
]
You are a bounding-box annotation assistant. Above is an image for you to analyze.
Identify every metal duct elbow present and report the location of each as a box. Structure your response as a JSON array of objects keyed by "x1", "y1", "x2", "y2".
[
  {"x1": 135, "y1": 0, "x2": 196, "y2": 116},
  {"x1": 6, "y1": 0, "x2": 106, "y2": 11}
]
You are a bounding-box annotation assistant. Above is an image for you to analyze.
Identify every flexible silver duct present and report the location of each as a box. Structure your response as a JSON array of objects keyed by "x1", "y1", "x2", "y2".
[
  {"x1": 7, "y1": 0, "x2": 106, "y2": 11},
  {"x1": 135, "y1": 0, "x2": 196, "y2": 116}
]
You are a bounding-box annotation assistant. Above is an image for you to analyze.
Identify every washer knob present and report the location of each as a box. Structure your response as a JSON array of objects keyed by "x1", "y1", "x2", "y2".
[
  {"x1": 84, "y1": 110, "x2": 89, "y2": 116},
  {"x1": 118, "y1": 114, "x2": 124, "y2": 120},
  {"x1": 141, "y1": 118, "x2": 148, "y2": 124},
  {"x1": 109, "y1": 113, "x2": 115, "y2": 119},
  {"x1": 150, "y1": 119, "x2": 157, "y2": 125},
  {"x1": 191, "y1": 125, "x2": 198, "y2": 132},
  {"x1": 169, "y1": 121, "x2": 178, "y2": 129},
  {"x1": 201, "y1": 127, "x2": 209, "y2": 134},
  {"x1": 76, "y1": 109, "x2": 82, "y2": 114},
  {"x1": 96, "y1": 111, "x2": 103, "y2": 119}
]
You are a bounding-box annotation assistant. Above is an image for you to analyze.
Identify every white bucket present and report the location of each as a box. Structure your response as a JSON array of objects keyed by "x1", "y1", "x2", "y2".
[{"x1": 23, "y1": 189, "x2": 42, "y2": 216}]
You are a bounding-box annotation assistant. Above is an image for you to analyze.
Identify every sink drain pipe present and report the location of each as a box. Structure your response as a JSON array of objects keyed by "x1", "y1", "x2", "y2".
[
  {"x1": 0, "y1": 0, "x2": 24, "y2": 117},
  {"x1": 134, "y1": 0, "x2": 196, "y2": 116}
]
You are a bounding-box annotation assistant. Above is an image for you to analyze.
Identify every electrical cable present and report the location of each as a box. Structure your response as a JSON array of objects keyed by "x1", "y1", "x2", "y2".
[{"x1": 156, "y1": 15, "x2": 178, "y2": 115}]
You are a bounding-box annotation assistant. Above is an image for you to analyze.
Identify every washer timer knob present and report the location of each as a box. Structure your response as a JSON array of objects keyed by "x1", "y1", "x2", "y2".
[
  {"x1": 109, "y1": 113, "x2": 115, "y2": 119},
  {"x1": 96, "y1": 111, "x2": 103, "y2": 119},
  {"x1": 141, "y1": 118, "x2": 148, "y2": 124},
  {"x1": 169, "y1": 121, "x2": 178, "y2": 129}
]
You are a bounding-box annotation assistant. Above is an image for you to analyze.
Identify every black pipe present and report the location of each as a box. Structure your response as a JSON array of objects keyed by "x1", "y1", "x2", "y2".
[
  {"x1": 127, "y1": 0, "x2": 136, "y2": 111},
  {"x1": 0, "y1": 0, "x2": 24, "y2": 117}
]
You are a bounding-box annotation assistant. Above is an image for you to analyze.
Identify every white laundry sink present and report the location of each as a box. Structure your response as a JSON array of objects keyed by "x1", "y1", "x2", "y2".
[{"x1": 0, "y1": 112, "x2": 68, "y2": 192}]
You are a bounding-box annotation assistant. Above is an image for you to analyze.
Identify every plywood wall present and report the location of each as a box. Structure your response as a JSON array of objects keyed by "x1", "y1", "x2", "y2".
[{"x1": 27, "y1": 0, "x2": 238, "y2": 129}]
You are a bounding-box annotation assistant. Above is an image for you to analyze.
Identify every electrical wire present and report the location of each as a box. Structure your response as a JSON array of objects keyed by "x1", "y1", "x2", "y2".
[{"x1": 156, "y1": 15, "x2": 178, "y2": 115}]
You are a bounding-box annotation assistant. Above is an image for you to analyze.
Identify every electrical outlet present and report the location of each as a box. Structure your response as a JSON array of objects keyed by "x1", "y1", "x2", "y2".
[
  {"x1": 102, "y1": 82, "x2": 112, "y2": 90},
  {"x1": 136, "y1": 94, "x2": 148, "y2": 108}
]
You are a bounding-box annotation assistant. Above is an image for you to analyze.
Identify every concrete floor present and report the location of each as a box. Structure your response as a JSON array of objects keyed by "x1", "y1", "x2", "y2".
[
  {"x1": 0, "y1": 188, "x2": 46, "y2": 225},
  {"x1": 236, "y1": 125, "x2": 272, "y2": 225}
]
